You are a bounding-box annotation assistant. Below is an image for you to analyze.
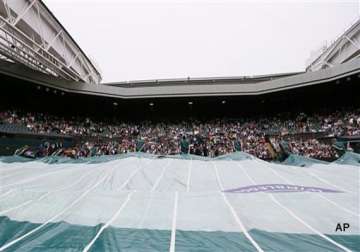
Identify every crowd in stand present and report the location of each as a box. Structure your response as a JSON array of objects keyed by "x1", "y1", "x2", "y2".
[
  {"x1": 288, "y1": 138, "x2": 339, "y2": 160},
  {"x1": 1, "y1": 108, "x2": 359, "y2": 160}
]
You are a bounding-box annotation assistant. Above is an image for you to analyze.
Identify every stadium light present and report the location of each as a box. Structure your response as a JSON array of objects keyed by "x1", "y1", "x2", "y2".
[
  {"x1": 149, "y1": 102, "x2": 154, "y2": 106},
  {"x1": 188, "y1": 101, "x2": 193, "y2": 105},
  {"x1": 221, "y1": 100, "x2": 226, "y2": 104},
  {"x1": 113, "y1": 102, "x2": 118, "y2": 106}
]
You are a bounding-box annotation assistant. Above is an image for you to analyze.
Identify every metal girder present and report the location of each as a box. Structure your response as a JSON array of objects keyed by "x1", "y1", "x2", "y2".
[
  {"x1": 35, "y1": 1, "x2": 46, "y2": 48},
  {"x1": 323, "y1": 61, "x2": 334, "y2": 68},
  {"x1": 67, "y1": 52, "x2": 80, "y2": 69},
  {"x1": 0, "y1": 16, "x2": 83, "y2": 81},
  {"x1": 0, "y1": 0, "x2": 102, "y2": 84},
  {"x1": 343, "y1": 35, "x2": 360, "y2": 50},
  {"x1": 46, "y1": 29, "x2": 62, "y2": 51},
  {"x1": 3, "y1": 0, "x2": 13, "y2": 22},
  {"x1": 307, "y1": 18, "x2": 360, "y2": 71},
  {"x1": 0, "y1": 17, "x2": 79, "y2": 81},
  {"x1": 13, "y1": 0, "x2": 37, "y2": 26},
  {"x1": 79, "y1": 54, "x2": 96, "y2": 83}
]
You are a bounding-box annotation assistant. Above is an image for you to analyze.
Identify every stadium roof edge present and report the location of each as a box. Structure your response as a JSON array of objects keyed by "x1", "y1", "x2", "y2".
[
  {"x1": 103, "y1": 72, "x2": 304, "y2": 86},
  {"x1": 307, "y1": 18, "x2": 360, "y2": 71},
  {"x1": 0, "y1": 57, "x2": 359, "y2": 99},
  {"x1": 38, "y1": 0, "x2": 101, "y2": 77}
]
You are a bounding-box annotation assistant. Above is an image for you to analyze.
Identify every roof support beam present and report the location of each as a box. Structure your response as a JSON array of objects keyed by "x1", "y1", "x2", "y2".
[
  {"x1": 67, "y1": 52, "x2": 80, "y2": 68},
  {"x1": 79, "y1": 54, "x2": 96, "y2": 81},
  {"x1": 13, "y1": 0, "x2": 37, "y2": 26},
  {"x1": 307, "y1": 19, "x2": 360, "y2": 71},
  {"x1": 35, "y1": 1, "x2": 46, "y2": 48},
  {"x1": 0, "y1": 0, "x2": 101, "y2": 83},
  {"x1": 2, "y1": 0, "x2": 13, "y2": 22},
  {"x1": 46, "y1": 30, "x2": 62, "y2": 51},
  {"x1": 323, "y1": 62, "x2": 334, "y2": 68},
  {"x1": 343, "y1": 35, "x2": 360, "y2": 50}
]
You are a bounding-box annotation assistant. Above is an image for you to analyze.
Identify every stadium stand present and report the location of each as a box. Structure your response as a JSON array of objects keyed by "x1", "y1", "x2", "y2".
[{"x1": 1, "y1": 107, "x2": 359, "y2": 160}]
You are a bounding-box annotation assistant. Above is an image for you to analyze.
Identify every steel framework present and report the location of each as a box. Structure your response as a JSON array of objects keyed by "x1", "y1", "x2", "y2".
[
  {"x1": 307, "y1": 18, "x2": 360, "y2": 72},
  {"x1": 0, "y1": 0, "x2": 101, "y2": 84}
]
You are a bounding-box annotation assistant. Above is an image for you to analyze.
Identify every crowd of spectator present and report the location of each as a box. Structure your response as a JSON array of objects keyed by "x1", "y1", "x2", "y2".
[
  {"x1": 1, "y1": 107, "x2": 359, "y2": 160},
  {"x1": 288, "y1": 138, "x2": 339, "y2": 160}
]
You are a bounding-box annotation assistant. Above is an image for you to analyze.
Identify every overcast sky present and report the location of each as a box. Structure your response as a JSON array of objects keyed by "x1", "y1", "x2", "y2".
[{"x1": 43, "y1": 0, "x2": 359, "y2": 83}]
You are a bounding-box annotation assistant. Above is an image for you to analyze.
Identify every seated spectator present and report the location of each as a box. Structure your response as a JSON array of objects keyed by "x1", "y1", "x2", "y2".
[{"x1": 2, "y1": 107, "x2": 359, "y2": 160}]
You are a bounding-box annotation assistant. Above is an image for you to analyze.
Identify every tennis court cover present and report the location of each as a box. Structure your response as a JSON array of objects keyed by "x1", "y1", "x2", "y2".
[{"x1": 0, "y1": 152, "x2": 359, "y2": 251}]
